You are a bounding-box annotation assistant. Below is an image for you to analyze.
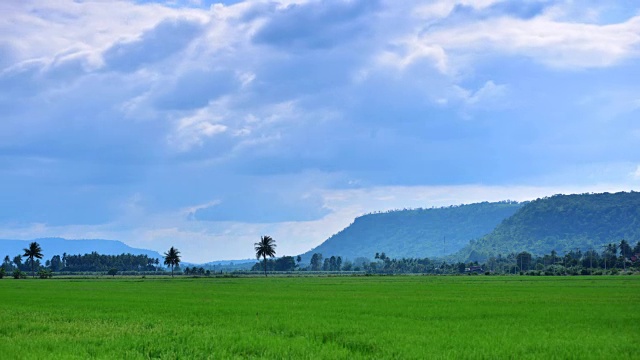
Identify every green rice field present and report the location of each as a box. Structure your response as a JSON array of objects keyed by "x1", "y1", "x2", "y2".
[{"x1": 1, "y1": 275, "x2": 638, "y2": 359}]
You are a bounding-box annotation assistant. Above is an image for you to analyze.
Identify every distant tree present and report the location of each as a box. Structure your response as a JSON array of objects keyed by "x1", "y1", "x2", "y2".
[
  {"x1": 163, "y1": 247, "x2": 181, "y2": 277},
  {"x1": 0, "y1": 267, "x2": 4, "y2": 279},
  {"x1": 274, "y1": 256, "x2": 296, "y2": 271},
  {"x1": 322, "y1": 258, "x2": 330, "y2": 271},
  {"x1": 255, "y1": 235, "x2": 277, "y2": 277},
  {"x1": 342, "y1": 260, "x2": 353, "y2": 271},
  {"x1": 49, "y1": 255, "x2": 62, "y2": 272},
  {"x1": 23, "y1": 242, "x2": 43, "y2": 278},
  {"x1": 2, "y1": 255, "x2": 12, "y2": 271},
  {"x1": 296, "y1": 255, "x2": 302, "y2": 268},
  {"x1": 619, "y1": 239, "x2": 631, "y2": 262},
  {"x1": 107, "y1": 268, "x2": 118, "y2": 277},
  {"x1": 336, "y1": 256, "x2": 342, "y2": 272},
  {"x1": 13, "y1": 255, "x2": 23, "y2": 271},
  {"x1": 582, "y1": 249, "x2": 599, "y2": 271},
  {"x1": 617, "y1": 239, "x2": 631, "y2": 271},
  {"x1": 516, "y1": 252, "x2": 532, "y2": 272},
  {"x1": 329, "y1": 256, "x2": 337, "y2": 271},
  {"x1": 310, "y1": 253, "x2": 323, "y2": 271}
]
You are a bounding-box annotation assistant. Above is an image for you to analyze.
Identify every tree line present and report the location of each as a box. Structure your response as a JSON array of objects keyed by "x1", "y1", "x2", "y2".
[
  {"x1": 299, "y1": 239, "x2": 640, "y2": 275},
  {"x1": 3, "y1": 237, "x2": 638, "y2": 278},
  {"x1": 1, "y1": 242, "x2": 166, "y2": 278}
]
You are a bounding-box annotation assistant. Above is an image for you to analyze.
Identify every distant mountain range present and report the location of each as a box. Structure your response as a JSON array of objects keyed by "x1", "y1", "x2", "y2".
[
  {"x1": 0, "y1": 238, "x2": 163, "y2": 261},
  {"x1": 297, "y1": 191, "x2": 640, "y2": 264},
  {"x1": 298, "y1": 201, "x2": 523, "y2": 262},
  {"x1": 3, "y1": 192, "x2": 638, "y2": 267},
  {"x1": 453, "y1": 191, "x2": 640, "y2": 262}
]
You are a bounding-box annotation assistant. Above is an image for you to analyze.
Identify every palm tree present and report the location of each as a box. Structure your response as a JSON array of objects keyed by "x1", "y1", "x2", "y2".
[
  {"x1": 163, "y1": 246, "x2": 181, "y2": 277},
  {"x1": 255, "y1": 235, "x2": 276, "y2": 277},
  {"x1": 23, "y1": 242, "x2": 43, "y2": 278}
]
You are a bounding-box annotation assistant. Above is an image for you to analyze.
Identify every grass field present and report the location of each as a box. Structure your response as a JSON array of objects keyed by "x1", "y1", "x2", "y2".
[{"x1": 1, "y1": 275, "x2": 638, "y2": 359}]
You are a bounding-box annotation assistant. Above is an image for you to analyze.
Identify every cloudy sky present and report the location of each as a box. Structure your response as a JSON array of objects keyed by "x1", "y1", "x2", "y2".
[{"x1": 1, "y1": 0, "x2": 639, "y2": 262}]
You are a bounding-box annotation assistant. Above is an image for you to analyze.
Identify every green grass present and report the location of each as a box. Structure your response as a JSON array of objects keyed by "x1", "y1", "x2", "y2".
[{"x1": 1, "y1": 276, "x2": 638, "y2": 359}]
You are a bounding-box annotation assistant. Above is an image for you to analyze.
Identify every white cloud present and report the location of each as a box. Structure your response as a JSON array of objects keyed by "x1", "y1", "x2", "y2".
[
  {"x1": 0, "y1": 1, "x2": 208, "y2": 68},
  {"x1": 454, "y1": 80, "x2": 508, "y2": 108},
  {"x1": 633, "y1": 166, "x2": 640, "y2": 179},
  {"x1": 167, "y1": 105, "x2": 229, "y2": 151},
  {"x1": 396, "y1": 11, "x2": 640, "y2": 70},
  {"x1": 377, "y1": 41, "x2": 449, "y2": 74}
]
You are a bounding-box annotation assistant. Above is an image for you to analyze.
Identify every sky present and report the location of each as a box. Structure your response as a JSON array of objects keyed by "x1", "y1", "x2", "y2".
[{"x1": 1, "y1": 0, "x2": 639, "y2": 263}]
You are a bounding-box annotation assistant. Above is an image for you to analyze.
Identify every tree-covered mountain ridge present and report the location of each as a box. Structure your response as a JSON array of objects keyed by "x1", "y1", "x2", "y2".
[
  {"x1": 299, "y1": 201, "x2": 524, "y2": 262},
  {"x1": 454, "y1": 191, "x2": 640, "y2": 262}
]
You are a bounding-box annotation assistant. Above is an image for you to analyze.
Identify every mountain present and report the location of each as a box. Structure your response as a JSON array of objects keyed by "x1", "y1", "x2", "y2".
[
  {"x1": 299, "y1": 201, "x2": 523, "y2": 262},
  {"x1": 183, "y1": 259, "x2": 257, "y2": 271},
  {"x1": 0, "y1": 238, "x2": 163, "y2": 261},
  {"x1": 454, "y1": 191, "x2": 640, "y2": 262}
]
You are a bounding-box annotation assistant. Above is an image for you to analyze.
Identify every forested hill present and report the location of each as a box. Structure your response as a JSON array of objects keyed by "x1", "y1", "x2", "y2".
[
  {"x1": 299, "y1": 201, "x2": 523, "y2": 262},
  {"x1": 0, "y1": 238, "x2": 162, "y2": 260},
  {"x1": 454, "y1": 191, "x2": 640, "y2": 262}
]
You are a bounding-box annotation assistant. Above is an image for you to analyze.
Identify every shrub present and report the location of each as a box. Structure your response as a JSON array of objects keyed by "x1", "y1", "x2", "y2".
[
  {"x1": 0, "y1": 267, "x2": 4, "y2": 279},
  {"x1": 38, "y1": 269, "x2": 52, "y2": 279},
  {"x1": 13, "y1": 269, "x2": 25, "y2": 279}
]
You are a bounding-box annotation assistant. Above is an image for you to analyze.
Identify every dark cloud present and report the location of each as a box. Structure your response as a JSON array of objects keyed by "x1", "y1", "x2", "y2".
[{"x1": 103, "y1": 18, "x2": 204, "y2": 72}]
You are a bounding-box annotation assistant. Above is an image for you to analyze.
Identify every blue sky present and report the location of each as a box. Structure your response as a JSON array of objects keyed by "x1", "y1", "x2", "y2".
[{"x1": 1, "y1": 0, "x2": 639, "y2": 262}]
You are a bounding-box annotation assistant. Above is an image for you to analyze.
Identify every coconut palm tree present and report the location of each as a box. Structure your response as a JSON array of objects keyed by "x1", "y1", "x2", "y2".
[
  {"x1": 2, "y1": 255, "x2": 11, "y2": 271},
  {"x1": 254, "y1": 235, "x2": 276, "y2": 277},
  {"x1": 23, "y1": 242, "x2": 43, "y2": 278},
  {"x1": 163, "y1": 246, "x2": 181, "y2": 277}
]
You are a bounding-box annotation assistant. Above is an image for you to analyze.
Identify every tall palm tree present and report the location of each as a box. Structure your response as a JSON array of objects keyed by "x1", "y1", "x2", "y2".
[
  {"x1": 255, "y1": 235, "x2": 276, "y2": 277},
  {"x1": 23, "y1": 242, "x2": 43, "y2": 278},
  {"x1": 163, "y1": 246, "x2": 181, "y2": 277}
]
